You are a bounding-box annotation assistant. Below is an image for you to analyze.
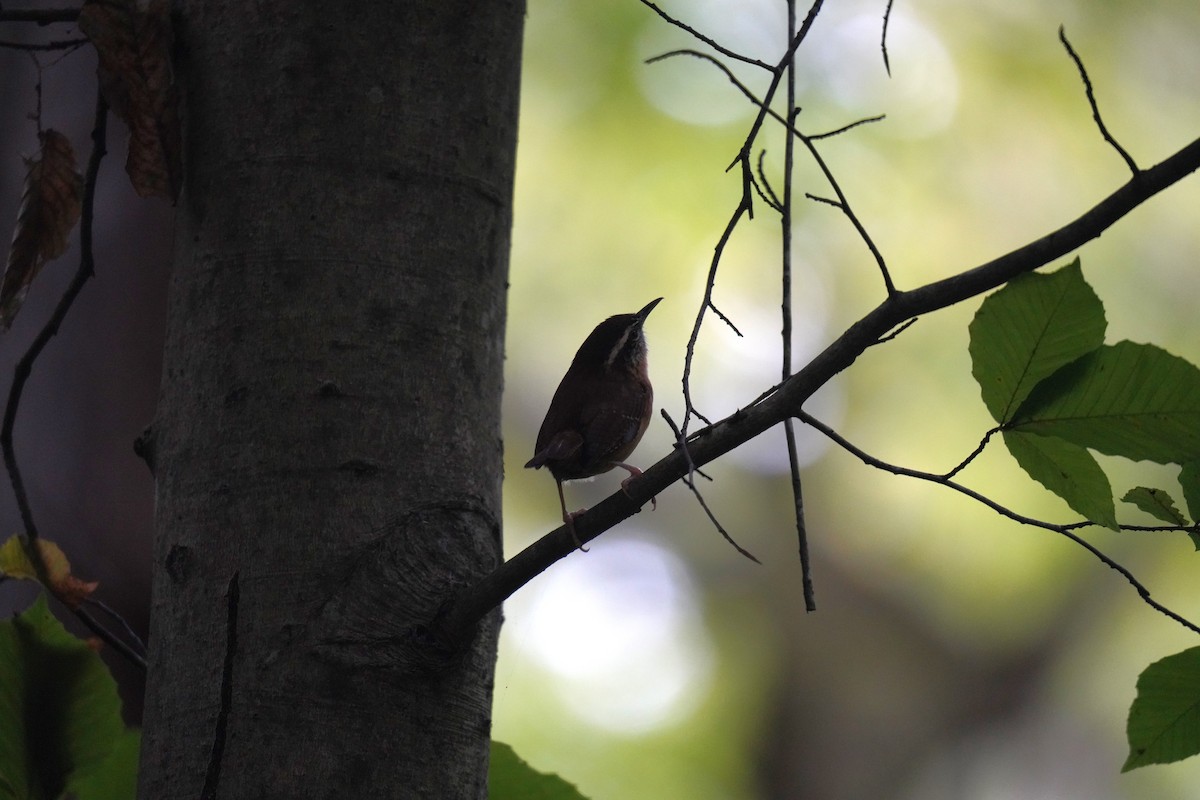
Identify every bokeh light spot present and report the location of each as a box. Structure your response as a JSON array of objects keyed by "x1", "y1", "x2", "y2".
[{"x1": 506, "y1": 536, "x2": 715, "y2": 734}]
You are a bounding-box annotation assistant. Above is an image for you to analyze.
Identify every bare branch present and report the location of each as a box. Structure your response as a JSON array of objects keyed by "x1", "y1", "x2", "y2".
[
  {"x1": 648, "y1": 47, "x2": 895, "y2": 298},
  {"x1": 754, "y1": 149, "x2": 783, "y2": 212},
  {"x1": 781, "y1": 2, "x2": 815, "y2": 610},
  {"x1": 943, "y1": 426, "x2": 1001, "y2": 480},
  {"x1": 881, "y1": 0, "x2": 895, "y2": 76},
  {"x1": 659, "y1": 409, "x2": 759, "y2": 561},
  {"x1": 680, "y1": 186, "x2": 749, "y2": 428},
  {"x1": 0, "y1": 37, "x2": 87, "y2": 51},
  {"x1": 76, "y1": 605, "x2": 148, "y2": 672},
  {"x1": 673, "y1": 1, "x2": 828, "y2": 439},
  {"x1": 1059, "y1": 26, "x2": 1140, "y2": 176},
  {"x1": 85, "y1": 596, "x2": 148, "y2": 657},
  {"x1": 688, "y1": 479, "x2": 762, "y2": 563},
  {"x1": 2, "y1": 93, "x2": 107, "y2": 547},
  {"x1": 0, "y1": 94, "x2": 143, "y2": 670},
  {"x1": 797, "y1": 132, "x2": 897, "y2": 296},
  {"x1": 808, "y1": 114, "x2": 886, "y2": 141},
  {"x1": 661, "y1": 409, "x2": 711, "y2": 483},
  {"x1": 637, "y1": 0, "x2": 772, "y2": 71},
  {"x1": 798, "y1": 410, "x2": 1200, "y2": 636},
  {"x1": 431, "y1": 135, "x2": 1200, "y2": 650}
]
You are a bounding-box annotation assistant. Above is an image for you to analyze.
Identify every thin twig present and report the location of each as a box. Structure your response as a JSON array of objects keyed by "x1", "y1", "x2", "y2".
[
  {"x1": 804, "y1": 192, "x2": 837, "y2": 208},
  {"x1": 798, "y1": 410, "x2": 1200, "y2": 636},
  {"x1": 76, "y1": 606, "x2": 148, "y2": 672},
  {"x1": 0, "y1": 37, "x2": 86, "y2": 51},
  {"x1": 680, "y1": 194, "x2": 748, "y2": 429},
  {"x1": 1059, "y1": 26, "x2": 1139, "y2": 176},
  {"x1": 661, "y1": 410, "x2": 760, "y2": 563},
  {"x1": 636, "y1": 0, "x2": 772, "y2": 70},
  {"x1": 781, "y1": 3, "x2": 816, "y2": 609},
  {"x1": 675, "y1": 0, "x2": 827, "y2": 440},
  {"x1": 943, "y1": 427, "x2": 1001, "y2": 480},
  {"x1": 754, "y1": 149, "x2": 783, "y2": 211},
  {"x1": 881, "y1": 0, "x2": 895, "y2": 77},
  {"x1": 2, "y1": 94, "x2": 107, "y2": 548},
  {"x1": 689, "y1": 478, "x2": 761, "y2": 563},
  {"x1": 650, "y1": 46, "x2": 895, "y2": 298},
  {"x1": 808, "y1": 114, "x2": 886, "y2": 141},
  {"x1": 661, "y1": 409, "x2": 712, "y2": 482},
  {"x1": 708, "y1": 299, "x2": 743, "y2": 336},
  {"x1": 85, "y1": 596, "x2": 148, "y2": 656},
  {"x1": 0, "y1": 94, "x2": 143, "y2": 670},
  {"x1": 797, "y1": 132, "x2": 896, "y2": 295}
]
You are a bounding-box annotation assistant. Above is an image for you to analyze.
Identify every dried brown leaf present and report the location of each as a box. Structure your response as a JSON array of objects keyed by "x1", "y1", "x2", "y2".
[
  {"x1": 2, "y1": 129, "x2": 84, "y2": 330},
  {"x1": 80, "y1": 0, "x2": 181, "y2": 200}
]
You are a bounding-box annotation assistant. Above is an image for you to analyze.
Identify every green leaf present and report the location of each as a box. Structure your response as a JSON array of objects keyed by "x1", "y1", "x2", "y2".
[
  {"x1": 1124, "y1": 646, "x2": 1200, "y2": 771},
  {"x1": 969, "y1": 259, "x2": 1106, "y2": 423},
  {"x1": 1011, "y1": 342, "x2": 1200, "y2": 465},
  {"x1": 66, "y1": 728, "x2": 140, "y2": 800},
  {"x1": 489, "y1": 742, "x2": 588, "y2": 800},
  {"x1": 1003, "y1": 430, "x2": 1117, "y2": 529},
  {"x1": 1180, "y1": 462, "x2": 1200, "y2": 523},
  {"x1": 1121, "y1": 487, "x2": 1188, "y2": 526},
  {"x1": 0, "y1": 596, "x2": 137, "y2": 800}
]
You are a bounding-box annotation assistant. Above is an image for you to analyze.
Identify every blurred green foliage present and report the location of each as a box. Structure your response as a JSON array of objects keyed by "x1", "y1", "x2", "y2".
[{"x1": 498, "y1": 1, "x2": 1200, "y2": 798}]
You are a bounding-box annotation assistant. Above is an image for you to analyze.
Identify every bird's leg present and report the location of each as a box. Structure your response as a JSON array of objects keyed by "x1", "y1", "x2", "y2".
[
  {"x1": 556, "y1": 478, "x2": 588, "y2": 551},
  {"x1": 614, "y1": 463, "x2": 656, "y2": 511}
]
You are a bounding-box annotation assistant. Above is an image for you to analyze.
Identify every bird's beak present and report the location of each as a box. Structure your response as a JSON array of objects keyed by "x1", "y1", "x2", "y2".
[{"x1": 636, "y1": 297, "x2": 663, "y2": 321}]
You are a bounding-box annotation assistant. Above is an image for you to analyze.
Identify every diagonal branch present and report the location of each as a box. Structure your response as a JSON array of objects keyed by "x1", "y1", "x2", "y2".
[{"x1": 430, "y1": 135, "x2": 1200, "y2": 650}]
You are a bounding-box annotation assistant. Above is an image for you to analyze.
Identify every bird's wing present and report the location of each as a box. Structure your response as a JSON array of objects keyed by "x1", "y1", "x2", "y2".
[
  {"x1": 524, "y1": 429, "x2": 583, "y2": 469},
  {"x1": 579, "y1": 382, "x2": 649, "y2": 465}
]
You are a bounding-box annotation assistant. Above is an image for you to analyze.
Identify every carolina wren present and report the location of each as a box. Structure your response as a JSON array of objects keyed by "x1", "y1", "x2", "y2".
[{"x1": 525, "y1": 297, "x2": 662, "y2": 550}]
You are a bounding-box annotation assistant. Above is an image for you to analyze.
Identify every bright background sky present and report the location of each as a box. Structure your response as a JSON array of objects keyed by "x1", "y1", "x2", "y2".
[{"x1": 497, "y1": 1, "x2": 1200, "y2": 797}]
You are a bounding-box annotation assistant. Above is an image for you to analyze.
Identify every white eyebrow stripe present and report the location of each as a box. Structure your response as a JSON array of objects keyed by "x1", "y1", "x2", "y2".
[{"x1": 605, "y1": 327, "x2": 631, "y2": 369}]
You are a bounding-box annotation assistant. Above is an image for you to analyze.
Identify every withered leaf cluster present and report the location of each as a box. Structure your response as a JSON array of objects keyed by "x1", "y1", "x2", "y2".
[
  {"x1": 0, "y1": 0, "x2": 182, "y2": 330},
  {"x1": 79, "y1": 0, "x2": 181, "y2": 200}
]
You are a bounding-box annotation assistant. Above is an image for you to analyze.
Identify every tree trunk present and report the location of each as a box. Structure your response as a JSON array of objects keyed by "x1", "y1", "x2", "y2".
[{"x1": 138, "y1": 2, "x2": 523, "y2": 797}]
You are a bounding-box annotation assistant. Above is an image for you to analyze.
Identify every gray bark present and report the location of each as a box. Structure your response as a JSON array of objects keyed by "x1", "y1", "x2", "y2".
[{"x1": 138, "y1": 2, "x2": 523, "y2": 798}]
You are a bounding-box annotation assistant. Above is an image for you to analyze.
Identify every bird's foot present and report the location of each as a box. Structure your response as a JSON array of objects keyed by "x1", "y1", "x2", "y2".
[
  {"x1": 617, "y1": 465, "x2": 657, "y2": 511},
  {"x1": 564, "y1": 510, "x2": 589, "y2": 552}
]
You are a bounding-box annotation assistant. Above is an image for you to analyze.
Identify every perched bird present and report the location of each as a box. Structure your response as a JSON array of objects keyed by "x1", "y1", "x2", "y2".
[{"x1": 525, "y1": 298, "x2": 662, "y2": 550}]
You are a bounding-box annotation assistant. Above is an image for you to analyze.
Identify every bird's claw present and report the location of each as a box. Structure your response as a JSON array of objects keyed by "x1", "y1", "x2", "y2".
[
  {"x1": 565, "y1": 510, "x2": 589, "y2": 552},
  {"x1": 619, "y1": 471, "x2": 657, "y2": 512}
]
